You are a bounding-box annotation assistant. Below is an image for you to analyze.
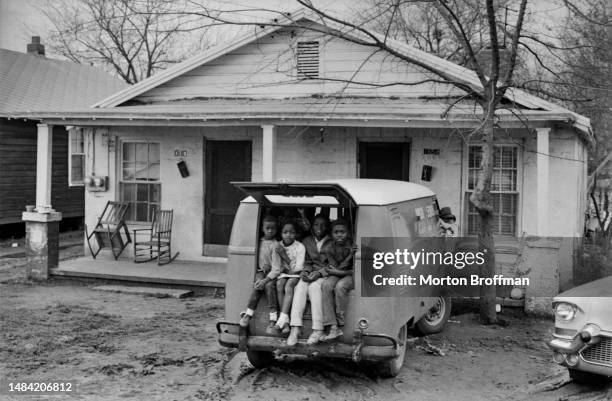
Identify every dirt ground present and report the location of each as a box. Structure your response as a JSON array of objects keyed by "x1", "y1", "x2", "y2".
[{"x1": 1, "y1": 254, "x2": 611, "y2": 401}]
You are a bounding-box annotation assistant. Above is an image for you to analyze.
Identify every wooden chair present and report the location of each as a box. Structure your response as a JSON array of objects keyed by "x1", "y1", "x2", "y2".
[
  {"x1": 86, "y1": 201, "x2": 131, "y2": 260},
  {"x1": 133, "y1": 209, "x2": 179, "y2": 265}
]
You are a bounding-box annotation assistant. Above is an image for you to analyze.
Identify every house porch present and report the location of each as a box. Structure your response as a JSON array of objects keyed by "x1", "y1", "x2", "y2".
[{"x1": 54, "y1": 255, "x2": 225, "y2": 288}]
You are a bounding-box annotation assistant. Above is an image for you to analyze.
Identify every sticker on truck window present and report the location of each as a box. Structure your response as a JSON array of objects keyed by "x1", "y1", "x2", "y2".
[{"x1": 415, "y1": 207, "x2": 425, "y2": 220}]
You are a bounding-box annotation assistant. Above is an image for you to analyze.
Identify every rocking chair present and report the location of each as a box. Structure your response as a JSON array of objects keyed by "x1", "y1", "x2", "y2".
[
  {"x1": 86, "y1": 201, "x2": 131, "y2": 260},
  {"x1": 133, "y1": 209, "x2": 179, "y2": 265}
]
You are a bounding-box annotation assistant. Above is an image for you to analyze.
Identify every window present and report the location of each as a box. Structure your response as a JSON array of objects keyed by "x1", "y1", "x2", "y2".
[
  {"x1": 68, "y1": 129, "x2": 85, "y2": 186},
  {"x1": 296, "y1": 41, "x2": 319, "y2": 78},
  {"x1": 466, "y1": 145, "x2": 518, "y2": 236},
  {"x1": 120, "y1": 142, "x2": 160, "y2": 222}
]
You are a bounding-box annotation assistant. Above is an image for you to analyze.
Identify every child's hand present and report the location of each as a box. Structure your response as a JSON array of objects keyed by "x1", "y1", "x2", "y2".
[
  {"x1": 300, "y1": 270, "x2": 310, "y2": 281},
  {"x1": 253, "y1": 278, "x2": 268, "y2": 290},
  {"x1": 350, "y1": 244, "x2": 358, "y2": 254},
  {"x1": 308, "y1": 271, "x2": 321, "y2": 281}
]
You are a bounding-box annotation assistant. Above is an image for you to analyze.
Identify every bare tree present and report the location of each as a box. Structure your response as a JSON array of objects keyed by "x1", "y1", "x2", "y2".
[
  {"x1": 184, "y1": 0, "x2": 527, "y2": 323},
  {"x1": 361, "y1": 0, "x2": 511, "y2": 65},
  {"x1": 183, "y1": 0, "x2": 591, "y2": 323},
  {"x1": 560, "y1": 1, "x2": 612, "y2": 238},
  {"x1": 43, "y1": 0, "x2": 214, "y2": 83}
]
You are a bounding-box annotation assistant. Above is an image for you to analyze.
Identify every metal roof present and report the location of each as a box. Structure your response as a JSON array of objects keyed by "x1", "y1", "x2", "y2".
[
  {"x1": 241, "y1": 179, "x2": 436, "y2": 206},
  {"x1": 0, "y1": 48, "x2": 126, "y2": 113},
  {"x1": 6, "y1": 97, "x2": 579, "y2": 125}
]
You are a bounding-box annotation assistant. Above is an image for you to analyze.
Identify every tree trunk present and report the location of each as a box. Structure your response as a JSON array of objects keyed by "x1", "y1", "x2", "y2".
[{"x1": 469, "y1": 99, "x2": 498, "y2": 324}]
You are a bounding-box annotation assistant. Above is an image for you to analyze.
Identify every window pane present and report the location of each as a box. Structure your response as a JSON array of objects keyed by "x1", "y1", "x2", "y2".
[
  {"x1": 136, "y1": 143, "x2": 148, "y2": 163},
  {"x1": 123, "y1": 143, "x2": 135, "y2": 162},
  {"x1": 493, "y1": 146, "x2": 501, "y2": 168},
  {"x1": 149, "y1": 163, "x2": 160, "y2": 181},
  {"x1": 121, "y1": 183, "x2": 136, "y2": 201},
  {"x1": 466, "y1": 193, "x2": 517, "y2": 236},
  {"x1": 149, "y1": 143, "x2": 160, "y2": 164},
  {"x1": 76, "y1": 133, "x2": 84, "y2": 153},
  {"x1": 122, "y1": 162, "x2": 134, "y2": 181},
  {"x1": 499, "y1": 193, "x2": 517, "y2": 215},
  {"x1": 491, "y1": 170, "x2": 501, "y2": 191},
  {"x1": 137, "y1": 184, "x2": 148, "y2": 201},
  {"x1": 150, "y1": 184, "x2": 161, "y2": 203},
  {"x1": 136, "y1": 203, "x2": 149, "y2": 221},
  {"x1": 134, "y1": 162, "x2": 148, "y2": 180},
  {"x1": 500, "y1": 146, "x2": 516, "y2": 168},
  {"x1": 468, "y1": 169, "x2": 479, "y2": 190},
  {"x1": 71, "y1": 155, "x2": 84, "y2": 183},
  {"x1": 499, "y1": 170, "x2": 516, "y2": 191},
  {"x1": 469, "y1": 146, "x2": 482, "y2": 168}
]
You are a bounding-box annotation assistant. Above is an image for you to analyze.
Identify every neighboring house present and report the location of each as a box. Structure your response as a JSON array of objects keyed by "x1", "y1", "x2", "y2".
[
  {"x1": 0, "y1": 38, "x2": 126, "y2": 227},
  {"x1": 11, "y1": 11, "x2": 591, "y2": 293}
]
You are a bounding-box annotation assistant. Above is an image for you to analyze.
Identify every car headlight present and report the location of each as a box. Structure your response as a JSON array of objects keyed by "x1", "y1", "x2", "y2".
[{"x1": 555, "y1": 302, "x2": 576, "y2": 321}]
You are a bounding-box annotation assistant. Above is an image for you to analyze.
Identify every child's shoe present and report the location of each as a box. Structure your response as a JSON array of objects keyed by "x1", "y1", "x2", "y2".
[
  {"x1": 239, "y1": 312, "x2": 251, "y2": 328},
  {"x1": 265, "y1": 321, "x2": 280, "y2": 335},
  {"x1": 286, "y1": 326, "x2": 301, "y2": 346},
  {"x1": 282, "y1": 323, "x2": 291, "y2": 334},
  {"x1": 306, "y1": 330, "x2": 324, "y2": 345},
  {"x1": 274, "y1": 313, "x2": 289, "y2": 332},
  {"x1": 322, "y1": 326, "x2": 343, "y2": 341}
]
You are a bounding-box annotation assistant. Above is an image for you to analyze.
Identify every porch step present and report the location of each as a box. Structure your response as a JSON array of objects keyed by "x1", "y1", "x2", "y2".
[{"x1": 92, "y1": 285, "x2": 193, "y2": 298}]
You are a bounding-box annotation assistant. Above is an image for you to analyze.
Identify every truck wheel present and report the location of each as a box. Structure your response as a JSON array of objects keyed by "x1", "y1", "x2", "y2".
[
  {"x1": 376, "y1": 324, "x2": 407, "y2": 378},
  {"x1": 415, "y1": 297, "x2": 451, "y2": 335},
  {"x1": 246, "y1": 349, "x2": 275, "y2": 369},
  {"x1": 569, "y1": 368, "x2": 606, "y2": 384}
]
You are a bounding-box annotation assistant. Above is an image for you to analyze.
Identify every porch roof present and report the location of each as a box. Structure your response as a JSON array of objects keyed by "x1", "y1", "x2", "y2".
[{"x1": 6, "y1": 97, "x2": 584, "y2": 133}]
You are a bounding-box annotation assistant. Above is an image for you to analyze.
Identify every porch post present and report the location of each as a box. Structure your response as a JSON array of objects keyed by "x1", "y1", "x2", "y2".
[
  {"x1": 261, "y1": 124, "x2": 276, "y2": 181},
  {"x1": 22, "y1": 123, "x2": 62, "y2": 280},
  {"x1": 36, "y1": 123, "x2": 54, "y2": 212},
  {"x1": 536, "y1": 127, "x2": 550, "y2": 237}
]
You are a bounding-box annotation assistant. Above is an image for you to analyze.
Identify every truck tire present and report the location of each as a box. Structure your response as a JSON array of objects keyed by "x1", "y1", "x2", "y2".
[
  {"x1": 246, "y1": 349, "x2": 275, "y2": 369},
  {"x1": 569, "y1": 368, "x2": 607, "y2": 384},
  {"x1": 375, "y1": 324, "x2": 407, "y2": 378},
  {"x1": 415, "y1": 296, "x2": 451, "y2": 335}
]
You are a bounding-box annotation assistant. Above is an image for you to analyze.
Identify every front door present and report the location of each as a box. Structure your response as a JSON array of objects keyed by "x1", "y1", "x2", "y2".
[
  {"x1": 359, "y1": 142, "x2": 410, "y2": 181},
  {"x1": 204, "y1": 140, "x2": 252, "y2": 256}
]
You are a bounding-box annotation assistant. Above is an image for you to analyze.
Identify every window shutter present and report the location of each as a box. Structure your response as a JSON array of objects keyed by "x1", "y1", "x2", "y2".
[{"x1": 296, "y1": 41, "x2": 319, "y2": 78}]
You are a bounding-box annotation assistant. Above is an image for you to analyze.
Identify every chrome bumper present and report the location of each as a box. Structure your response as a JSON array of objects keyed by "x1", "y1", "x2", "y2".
[{"x1": 216, "y1": 321, "x2": 399, "y2": 362}]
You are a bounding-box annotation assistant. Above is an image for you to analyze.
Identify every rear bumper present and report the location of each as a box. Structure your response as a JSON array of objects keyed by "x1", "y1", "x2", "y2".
[{"x1": 217, "y1": 321, "x2": 399, "y2": 362}]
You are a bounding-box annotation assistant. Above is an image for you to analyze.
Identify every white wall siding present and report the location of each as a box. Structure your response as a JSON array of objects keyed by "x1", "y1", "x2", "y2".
[{"x1": 135, "y1": 27, "x2": 463, "y2": 102}]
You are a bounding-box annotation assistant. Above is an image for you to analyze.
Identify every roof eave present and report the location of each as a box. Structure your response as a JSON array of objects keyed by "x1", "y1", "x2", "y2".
[{"x1": 5, "y1": 110, "x2": 580, "y2": 132}]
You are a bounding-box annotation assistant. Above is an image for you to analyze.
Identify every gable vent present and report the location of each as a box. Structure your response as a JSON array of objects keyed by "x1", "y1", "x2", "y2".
[{"x1": 296, "y1": 41, "x2": 319, "y2": 79}]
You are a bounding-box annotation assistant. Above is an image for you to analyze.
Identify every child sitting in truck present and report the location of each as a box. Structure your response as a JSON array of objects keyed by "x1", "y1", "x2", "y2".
[
  {"x1": 287, "y1": 214, "x2": 332, "y2": 346},
  {"x1": 239, "y1": 215, "x2": 283, "y2": 333},
  {"x1": 274, "y1": 221, "x2": 306, "y2": 333},
  {"x1": 319, "y1": 218, "x2": 357, "y2": 342}
]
